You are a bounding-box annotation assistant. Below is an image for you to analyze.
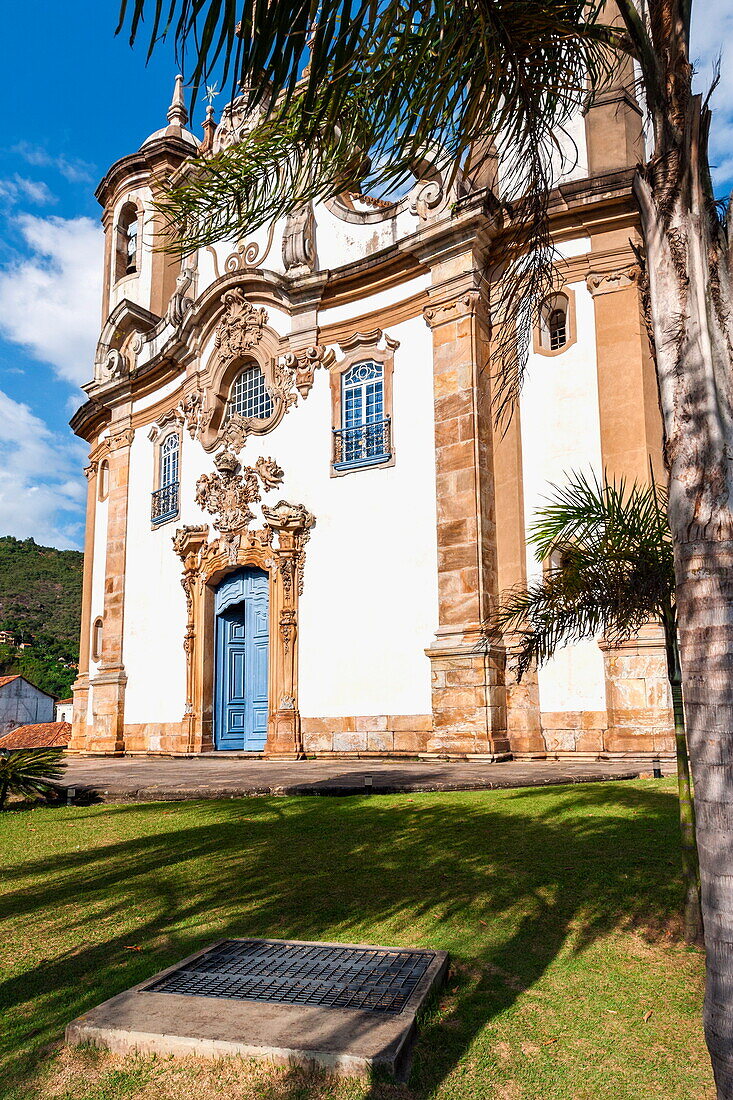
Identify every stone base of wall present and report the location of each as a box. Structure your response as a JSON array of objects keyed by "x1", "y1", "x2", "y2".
[
  {"x1": 301, "y1": 715, "x2": 433, "y2": 755},
  {"x1": 536, "y1": 710, "x2": 674, "y2": 756},
  {"x1": 69, "y1": 710, "x2": 673, "y2": 760}
]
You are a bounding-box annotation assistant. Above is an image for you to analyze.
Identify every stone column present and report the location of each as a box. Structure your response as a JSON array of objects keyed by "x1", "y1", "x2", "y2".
[
  {"x1": 423, "y1": 271, "x2": 509, "y2": 757},
  {"x1": 69, "y1": 461, "x2": 98, "y2": 750},
  {"x1": 88, "y1": 424, "x2": 133, "y2": 753},
  {"x1": 262, "y1": 502, "x2": 315, "y2": 758},
  {"x1": 491, "y1": 401, "x2": 543, "y2": 753},
  {"x1": 587, "y1": 260, "x2": 673, "y2": 753}
]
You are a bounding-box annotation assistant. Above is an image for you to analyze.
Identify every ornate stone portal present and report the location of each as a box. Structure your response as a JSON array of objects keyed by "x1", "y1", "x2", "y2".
[{"x1": 173, "y1": 452, "x2": 315, "y2": 756}]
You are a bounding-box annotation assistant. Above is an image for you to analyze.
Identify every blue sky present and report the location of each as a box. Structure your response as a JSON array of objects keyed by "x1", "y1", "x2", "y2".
[{"x1": 0, "y1": 4, "x2": 731, "y2": 551}]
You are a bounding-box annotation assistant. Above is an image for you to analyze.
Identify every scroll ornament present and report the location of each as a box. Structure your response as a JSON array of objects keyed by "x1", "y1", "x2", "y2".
[{"x1": 214, "y1": 288, "x2": 268, "y2": 366}]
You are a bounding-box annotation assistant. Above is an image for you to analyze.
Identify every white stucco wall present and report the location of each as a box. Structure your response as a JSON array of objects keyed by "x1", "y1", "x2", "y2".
[
  {"x1": 121, "y1": 311, "x2": 438, "y2": 723},
  {"x1": 519, "y1": 276, "x2": 607, "y2": 714}
]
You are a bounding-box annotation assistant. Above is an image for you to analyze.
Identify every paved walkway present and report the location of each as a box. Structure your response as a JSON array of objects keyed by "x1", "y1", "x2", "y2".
[{"x1": 59, "y1": 756, "x2": 672, "y2": 802}]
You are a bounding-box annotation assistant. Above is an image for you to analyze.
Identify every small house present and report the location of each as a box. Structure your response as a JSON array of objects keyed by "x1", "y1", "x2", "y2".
[
  {"x1": 55, "y1": 698, "x2": 73, "y2": 723},
  {"x1": 0, "y1": 676, "x2": 55, "y2": 735}
]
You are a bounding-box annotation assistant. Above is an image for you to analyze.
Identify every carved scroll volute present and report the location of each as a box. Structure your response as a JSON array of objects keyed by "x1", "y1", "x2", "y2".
[
  {"x1": 172, "y1": 525, "x2": 210, "y2": 741},
  {"x1": 261, "y1": 501, "x2": 316, "y2": 753}
]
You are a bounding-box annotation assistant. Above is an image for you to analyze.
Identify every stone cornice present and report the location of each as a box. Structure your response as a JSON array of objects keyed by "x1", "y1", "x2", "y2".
[{"x1": 71, "y1": 169, "x2": 643, "y2": 444}]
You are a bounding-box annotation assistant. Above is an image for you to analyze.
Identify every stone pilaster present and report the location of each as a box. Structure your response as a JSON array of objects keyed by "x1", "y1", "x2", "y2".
[
  {"x1": 587, "y1": 260, "x2": 673, "y2": 752},
  {"x1": 69, "y1": 461, "x2": 98, "y2": 751},
  {"x1": 87, "y1": 424, "x2": 133, "y2": 753},
  {"x1": 423, "y1": 275, "x2": 509, "y2": 757},
  {"x1": 490, "y1": 390, "x2": 544, "y2": 752}
]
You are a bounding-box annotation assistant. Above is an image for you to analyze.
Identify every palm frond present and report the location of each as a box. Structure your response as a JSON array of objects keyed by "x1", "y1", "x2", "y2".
[
  {"x1": 487, "y1": 472, "x2": 675, "y2": 679},
  {"x1": 0, "y1": 748, "x2": 66, "y2": 810},
  {"x1": 121, "y1": 1, "x2": 623, "y2": 404}
]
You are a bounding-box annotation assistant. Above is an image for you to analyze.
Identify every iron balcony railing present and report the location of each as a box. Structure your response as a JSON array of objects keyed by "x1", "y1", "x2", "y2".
[
  {"x1": 332, "y1": 417, "x2": 391, "y2": 470},
  {"x1": 151, "y1": 481, "x2": 179, "y2": 524}
]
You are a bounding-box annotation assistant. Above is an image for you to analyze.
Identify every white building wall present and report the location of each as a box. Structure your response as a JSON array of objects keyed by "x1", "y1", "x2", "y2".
[
  {"x1": 121, "y1": 431, "x2": 188, "y2": 726},
  {"x1": 519, "y1": 275, "x2": 607, "y2": 714},
  {"x1": 120, "y1": 312, "x2": 439, "y2": 723}
]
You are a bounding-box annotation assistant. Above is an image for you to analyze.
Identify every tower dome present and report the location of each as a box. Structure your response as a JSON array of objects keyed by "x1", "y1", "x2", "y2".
[{"x1": 140, "y1": 75, "x2": 199, "y2": 151}]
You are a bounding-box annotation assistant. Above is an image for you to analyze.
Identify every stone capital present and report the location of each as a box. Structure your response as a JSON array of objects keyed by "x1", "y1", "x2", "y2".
[
  {"x1": 423, "y1": 289, "x2": 483, "y2": 329},
  {"x1": 108, "y1": 426, "x2": 135, "y2": 451},
  {"x1": 586, "y1": 264, "x2": 641, "y2": 297}
]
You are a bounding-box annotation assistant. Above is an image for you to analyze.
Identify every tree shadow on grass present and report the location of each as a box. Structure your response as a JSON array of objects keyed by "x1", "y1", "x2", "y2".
[{"x1": 0, "y1": 781, "x2": 694, "y2": 1098}]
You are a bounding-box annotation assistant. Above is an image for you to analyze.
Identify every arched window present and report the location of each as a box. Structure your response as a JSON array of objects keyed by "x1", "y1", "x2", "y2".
[
  {"x1": 539, "y1": 293, "x2": 570, "y2": 353},
  {"x1": 151, "y1": 432, "x2": 180, "y2": 525},
  {"x1": 229, "y1": 365, "x2": 274, "y2": 421},
  {"x1": 160, "y1": 433, "x2": 179, "y2": 490},
  {"x1": 98, "y1": 460, "x2": 110, "y2": 502},
  {"x1": 548, "y1": 307, "x2": 567, "y2": 351},
  {"x1": 91, "y1": 617, "x2": 103, "y2": 662},
  {"x1": 115, "y1": 202, "x2": 139, "y2": 281},
  {"x1": 335, "y1": 360, "x2": 391, "y2": 468}
]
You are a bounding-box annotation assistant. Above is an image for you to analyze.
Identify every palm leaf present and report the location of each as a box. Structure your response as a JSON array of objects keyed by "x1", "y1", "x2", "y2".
[
  {"x1": 0, "y1": 748, "x2": 66, "y2": 810},
  {"x1": 119, "y1": 1, "x2": 625, "y2": 411},
  {"x1": 487, "y1": 473, "x2": 675, "y2": 679}
]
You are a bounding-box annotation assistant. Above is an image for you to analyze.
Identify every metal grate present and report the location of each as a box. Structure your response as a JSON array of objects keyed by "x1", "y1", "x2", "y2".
[
  {"x1": 145, "y1": 939, "x2": 434, "y2": 1014},
  {"x1": 229, "y1": 365, "x2": 274, "y2": 420}
]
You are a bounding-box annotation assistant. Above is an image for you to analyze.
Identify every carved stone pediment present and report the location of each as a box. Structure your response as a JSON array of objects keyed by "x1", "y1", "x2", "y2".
[{"x1": 214, "y1": 288, "x2": 268, "y2": 366}]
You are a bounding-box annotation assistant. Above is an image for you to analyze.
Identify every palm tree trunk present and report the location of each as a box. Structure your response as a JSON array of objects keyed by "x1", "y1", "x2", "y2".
[
  {"x1": 663, "y1": 615, "x2": 703, "y2": 945},
  {"x1": 0, "y1": 776, "x2": 9, "y2": 812},
  {"x1": 636, "y1": 93, "x2": 733, "y2": 1096}
]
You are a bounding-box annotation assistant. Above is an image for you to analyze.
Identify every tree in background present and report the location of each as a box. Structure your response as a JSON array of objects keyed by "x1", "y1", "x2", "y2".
[
  {"x1": 120, "y1": 0, "x2": 733, "y2": 1089},
  {"x1": 488, "y1": 471, "x2": 701, "y2": 943}
]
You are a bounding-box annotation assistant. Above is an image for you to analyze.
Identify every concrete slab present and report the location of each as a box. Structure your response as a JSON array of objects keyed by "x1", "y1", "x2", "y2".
[
  {"x1": 57, "y1": 756, "x2": 674, "y2": 803},
  {"x1": 66, "y1": 938, "x2": 449, "y2": 1081}
]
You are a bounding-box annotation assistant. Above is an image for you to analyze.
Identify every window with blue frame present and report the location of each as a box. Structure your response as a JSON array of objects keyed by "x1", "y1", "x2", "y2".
[
  {"x1": 229, "y1": 364, "x2": 274, "y2": 421},
  {"x1": 333, "y1": 360, "x2": 392, "y2": 470},
  {"x1": 151, "y1": 431, "x2": 180, "y2": 524}
]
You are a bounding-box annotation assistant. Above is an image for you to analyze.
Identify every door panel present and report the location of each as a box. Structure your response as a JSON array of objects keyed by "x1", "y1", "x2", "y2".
[{"x1": 214, "y1": 568, "x2": 269, "y2": 751}]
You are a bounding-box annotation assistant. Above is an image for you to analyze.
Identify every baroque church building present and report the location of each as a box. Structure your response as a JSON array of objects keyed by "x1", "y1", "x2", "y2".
[{"x1": 69, "y1": 71, "x2": 675, "y2": 760}]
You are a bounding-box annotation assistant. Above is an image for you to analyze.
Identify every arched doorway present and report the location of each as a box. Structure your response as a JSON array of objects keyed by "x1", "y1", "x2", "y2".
[{"x1": 214, "y1": 567, "x2": 269, "y2": 751}]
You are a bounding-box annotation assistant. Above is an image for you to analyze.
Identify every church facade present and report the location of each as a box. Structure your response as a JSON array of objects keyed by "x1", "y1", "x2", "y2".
[{"x1": 69, "y1": 73, "x2": 675, "y2": 760}]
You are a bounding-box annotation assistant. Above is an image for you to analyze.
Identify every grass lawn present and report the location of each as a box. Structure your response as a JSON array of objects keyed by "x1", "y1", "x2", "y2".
[{"x1": 0, "y1": 778, "x2": 714, "y2": 1100}]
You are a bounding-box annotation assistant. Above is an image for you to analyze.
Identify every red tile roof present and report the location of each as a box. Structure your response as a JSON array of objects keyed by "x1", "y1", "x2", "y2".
[
  {"x1": 0, "y1": 722, "x2": 71, "y2": 749},
  {"x1": 0, "y1": 675, "x2": 20, "y2": 689},
  {"x1": 57, "y1": 698, "x2": 73, "y2": 705}
]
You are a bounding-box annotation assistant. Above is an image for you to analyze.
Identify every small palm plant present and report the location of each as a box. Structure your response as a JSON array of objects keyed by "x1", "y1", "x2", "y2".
[
  {"x1": 488, "y1": 471, "x2": 701, "y2": 943},
  {"x1": 0, "y1": 748, "x2": 66, "y2": 811}
]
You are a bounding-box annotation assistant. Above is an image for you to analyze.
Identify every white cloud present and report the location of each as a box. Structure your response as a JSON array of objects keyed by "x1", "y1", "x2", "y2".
[
  {"x1": 0, "y1": 175, "x2": 55, "y2": 206},
  {"x1": 691, "y1": 4, "x2": 733, "y2": 187},
  {"x1": 12, "y1": 142, "x2": 95, "y2": 185},
  {"x1": 0, "y1": 389, "x2": 86, "y2": 550},
  {"x1": 0, "y1": 214, "x2": 103, "y2": 386}
]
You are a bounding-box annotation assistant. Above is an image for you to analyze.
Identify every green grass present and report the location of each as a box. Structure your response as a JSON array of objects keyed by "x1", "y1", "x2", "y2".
[{"x1": 0, "y1": 780, "x2": 714, "y2": 1099}]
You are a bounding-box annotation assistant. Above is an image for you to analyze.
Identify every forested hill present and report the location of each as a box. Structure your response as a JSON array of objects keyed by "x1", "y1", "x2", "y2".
[{"x1": 0, "y1": 536, "x2": 83, "y2": 698}]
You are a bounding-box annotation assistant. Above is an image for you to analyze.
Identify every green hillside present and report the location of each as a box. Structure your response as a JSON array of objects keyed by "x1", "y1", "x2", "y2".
[{"x1": 0, "y1": 536, "x2": 83, "y2": 699}]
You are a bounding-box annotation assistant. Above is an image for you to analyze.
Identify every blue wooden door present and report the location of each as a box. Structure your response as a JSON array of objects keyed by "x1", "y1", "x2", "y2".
[{"x1": 214, "y1": 568, "x2": 269, "y2": 751}]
